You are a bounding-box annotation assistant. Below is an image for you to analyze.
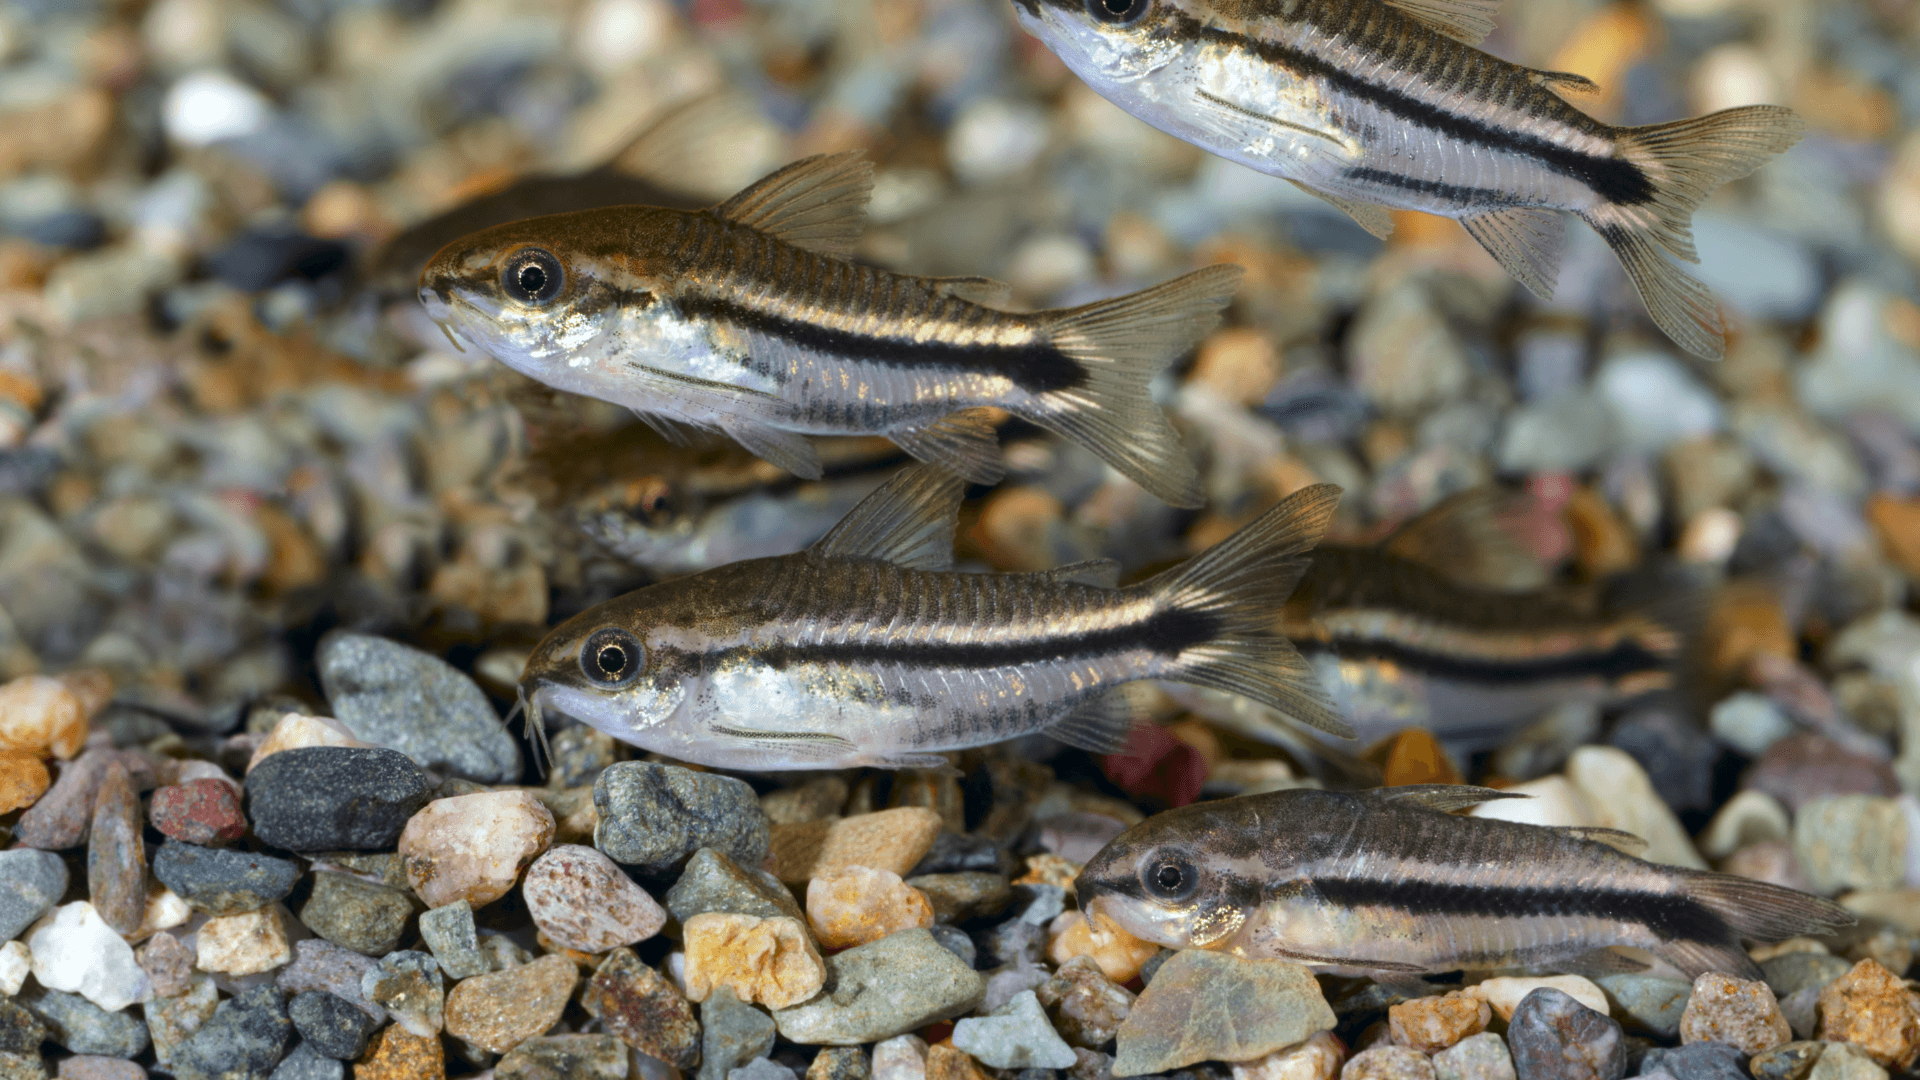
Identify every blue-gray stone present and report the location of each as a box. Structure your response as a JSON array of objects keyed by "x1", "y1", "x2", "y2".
[
  {"x1": 245, "y1": 747, "x2": 435, "y2": 852},
  {"x1": 270, "y1": 1043, "x2": 345, "y2": 1080},
  {"x1": 0, "y1": 1000, "x2": 45, "y2": 1054},
  {"x1": 169, "y1": 985, "x2": 293, "y2": 1080},
  {"x1": 594, "y1": 763, "x2": 769, "y2": 876},
  {"x1": 1638, "y1": 1042, "x2": 1744, "y2": 1080},
  {"x1": 1596, "y1": 975, "x2": 1693, "y2": 1039},
  {"x1": 731, "y1": 1059, "x2": 799, "y2": 1080},
  {"x1": 316, "y1": 631, "x2": 521, "y2": 782},
  {"x1": 1759, "y1": 953, "x2": 1853, "y2": 1000},
  {"x1": 288, "y1": 992, "x2": 376, "y2": 1061},
  {"x1": 1508, "y1": 988, "x2": 1626, "y2": 1080},
  {"x1": 952, "y1": 990, "x2": 1077, "y2": 1070},
  {"x1": 700, "y1": 988, "x2": 777, "y2": 1080},
  {"x1": 15, "y1": 989, "x2": 147, "y2": 1058},
  {"x1": 0, "y1": 850, "x2": 67, "y2": 941},
  {"x1": 418, "y1": 901, "x2": 491, "y2": 979},
  {"x1": 151, "y1": 840, "x2": 300, "y2": 916},
  {"x1": 929, "y1": 924, "x2": 977, "y2": 968}
]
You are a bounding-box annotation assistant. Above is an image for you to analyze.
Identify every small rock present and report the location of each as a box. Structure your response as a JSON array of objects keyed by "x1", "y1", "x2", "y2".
[
  {"x1": 701, "y1": 988, "x2": 777, "y2": 1080},
  {"x1": 362, "y1": 951, "x2": 443, "y2": 1038},
  {"x1": 523, "y1": 843, "x2": 667, "y2": 953},
  {"x1": 1708, "y1": 695, "x2": 1794, "y2": 758},
  {"x1": 1469, "y1": 977, "x2": 1611, "y2": 1022},
  {"x1": 245, "y1": 747, "x2": 435, "y2": 852},
  {"x1": 136, "y1": 932, "x2": 194, "y2": 999},
  {"x1": 269, "y1": 1043, "x2": 344, "y2": 1080},
  {"x1": 595, "y1": 763, "x2": 771, "y2": 877},
  {"x1": 773, "y1": 928, "x2": 986, "y2": 1045},
  {"x1": 1815, "y1": 959, "x2": 1920, "y2": 1069},
  {"x1": 1594, "y1": 975, "x2": 1691, "y2": 1039},
  {"x1": 0, "y1": 1051, "x2": 45, "y2": 1080},
  {"x1": 0, "y1": 751, "x2": 48, "y2": 817},
  {"x1": 246, "y1": 715, "x2": 366, "y2": 773},
  {"x1": 1565, "y1": 747, "x2": 1707, "y2": 869},
  {"x1": 0, "y1": 942, "x2": 29, "y2": 996},
  {"x1": 581, "y1": 947, "x2": 700, "y2": 1068},
  {"x1": 274, "y1": 940, "x2": 383, "y2": 1022},
  {"x1": 1745, "y1": 735, "x2": 1899, "y2": 813},
  {"x1": 1035, "y1": 955, "x2": 1133, "y2": 1048},
  {"x1": 1432, "y1": 1032, "x2": 1514, "y2": 1080},
  {"x1": 732, "y1": 1058, "x2": 800, "y2": 1080},
  {"x1": 811, "y1": 1047, "x2": 871, "y2": 1080},
  {"x1": 0, "y1": 850, "x2": 66, "y2": 941},
  {"x1": 954, "y1": 989, "x2": 1078, "y2": 1070},
  {"x1": 197, "y1": 907, "x2": 294, "y2": 977},
  {"x1": 1505, "y1": 988, "x2": 1625, "y2": 1080},
  {"x1": 683, "y1": 913, "x2": 826, "y2": 1010},
  {"x1": 769, "y1": 809, "x2": 943, "y2": 885},
  {"x1": 497, "y1": 1033, "x2": 628, "y2": 1080},
  {"x1": 1345, "y1": 1047, "x2": 1436, "y2": 1080},
  {"x1": 1638, "y1": 1041, "x2": 1744, "y2": 1080},
  {"x1": 930, "y1": 925, "x2": 977, "y2": 966},
  {"x1": 872, "y1": 1035, "x2": 929, "y2": 1080},
  {"x1": 289, "y1": 990, "x2": 377, "y2": 1060},
  {"x1": 1792, "y1": 796, "x2": 1906, "y2": 894},
  {"x1": 316, "y1": 631, "x2": 521, "y2": 782},
  {"x1": 84, "y1": 766, "x2": 143, "y2": 937},
  {"x1": 418, "y1": 901, "x2": 491, "y2": 979},
  {"x1": 145, "y1": 976, "x2": 218, "y2": 1066},
  {"x1": 297, "y1": 872, "x2": 413, "y2": 956},
  {"x1": 55, "y1": 1057, "x2": 145, "y2": 1080},
  {"x1": 1805, "y1": 1044, "x2": 1886, "y2": 1080},
  {"x1": 356, "y1": 1025, "x2": 444, "y2": 1080},
  {"x1": 0, "y1": 676, "x2": 86, "y2": 760},
  {"x1": 763, "y1": 778, "x2": 850, "y2": 825},
  {"x1": 908, "y1": 874, "x2": 1013, "y2": 924},
  {"x1": 1390, "y1": 992, "x2": 1491, "y2": 1054},
  {"x1": 152, "y1": 840, "x2": 300, "y2": 916},
  {"x1": 13, "y1": 750, "x2": 109, "y2": 850},
  {"x1": 149, "y1": 779, "x2": 248, "y2": 846},
  {"x1": 1069, "y1": 1048, "x2": 1114, "y2": 1080},
  {"x1": 400, "y1": 790, "x2": 555, "y2": 908},
  {"x1": 25, "y1": 903, "x2": 149, "y2": 1012},
  {"x1": 1111, "y1": 951, "x2": 1333, "y2": 1077},
  {"x1": 668, "y1": 848, "x2": 808, "y2": 924},
  {"x1": 167, "y1": 985, "x2": 292, "y2": 1080},
  {"x1": 1678, "y1": 974, "x2": 1789, "y2": 1054},
  {"x1": 1047, "y1": 913, "x2": 1162, "y2": 984},
  {"x1": 806, "y1": 866, "x2": 936, "y2": 949},
  {"x1": 444, "y1": 953, "x2": 577, "y2": 1055},
  {"x1": 1231, "y1": 1031, "x2": 1345, "y2": 1080},
  {"x1": 0, "y1": 1001, "x2": 44, "y2": 1053},
  {"x1": 1748, "y1": 1042, "x2": 1825, "y2": 1080},
  {"x1": 1699, "y1": 792, "x2": 1791, "y2": 861}
]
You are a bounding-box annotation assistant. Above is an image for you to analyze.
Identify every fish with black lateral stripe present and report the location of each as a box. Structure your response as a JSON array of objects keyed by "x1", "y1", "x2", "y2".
[
  {"x1": 419, "y1": 151, "x2": 1235, "y2": 508},
  {"x1": 1010, "y1": 0, "x2": 1804, "y2": 358},
  {"x1": 1076, "y1": 785, "x2": 1853, "y2": 981},
  {"x1": 515, "y1": 465, "x2": 1352, "y2": 770}
]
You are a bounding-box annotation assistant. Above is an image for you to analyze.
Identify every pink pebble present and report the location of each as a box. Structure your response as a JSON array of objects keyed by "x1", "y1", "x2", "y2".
[{"x1": 149, "y1": 777, "x2": 247, "y2": 845}]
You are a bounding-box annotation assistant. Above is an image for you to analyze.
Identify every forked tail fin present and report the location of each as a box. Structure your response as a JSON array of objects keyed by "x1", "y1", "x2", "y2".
[
  {"x1": 1031, "y1": 264, "x2": 1244, "y2": 509},
  {"x1": 1147, "y1": 483, "x2": 1356, "y2": 737},
  {"x1": 1580, "y1": 104, "x2": 1804, "y2": 360}
]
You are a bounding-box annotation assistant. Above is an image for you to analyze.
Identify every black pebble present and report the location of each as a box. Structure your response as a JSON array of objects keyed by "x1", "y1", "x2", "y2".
[
  {"x1": 288, "y1": 992, "x2": 377, "y2": 1062},
  {"x1": 245, "y1": 747, "x2": 435, "y2": 852}
]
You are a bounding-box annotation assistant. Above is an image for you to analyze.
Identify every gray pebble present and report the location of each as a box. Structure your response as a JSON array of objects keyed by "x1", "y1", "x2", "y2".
[
  {"x1": 667, "y1": 847, "x2": 807, "y2": 924},
  {"x1": 288, "y1": 992, "x2": 376, "y2": 1061},
  {"x1": 244, "y1": 747, "x2": 435, "y2": 852},
  {"x1": 418, "y1": 900, "x2": 492, "y2": 979},
  {"x1": 497, "y1": 1033, "x2": 628, "y2": 1080},
  {"x1": 151, "y1": 840, "x2": 300, "y2": 916},
  {"x1": 1777, "y1": 988, "x2": 1819, "y2": 1042},
  {"x1": 1749, "y1": 1042, "x2": 1825, "y2": 1080},
  {"x1": 13, "y1": 749, "x2": 112, "y2": 851},
  {"x1": 0, "y1": 849, "x2": 67, "y2": 941},
  {"x1": 701, "y1": 987, "x2": 778, "y2": 1080},
  {"x1": 15, "y1": 990, "x2": 146, "y2": 1059},
  {"x1": 0, "y1": 1001, "x2": 45, "y2": 1054},
  {"x1": 733, "y1": 1058, "x2": 801, "y2": 1080},
  {"x1": 1637, "y1": 1042, "x2": 1744, "y2": 1080},
  {"x1": 773, "y1": 928, "x2": 986, "y2": 1045},
  {"x1": 594, "y1": 763, "x2": 771, "y2": 876},
  {"x1": 1015, "y1": 884, "x2": 1066, "y2": 926},
  {"x1": 1508, "y1": 988, "x2": 1626, "y2": 1080},
  {"x1": 275, "y1": 940, "x2": 385, "y2": 1023},
  {"x1": 1434, "y1": 1032, "x2": 1517, "y2": 1080},
  {"x1": 269, "y1": 1044, "x2": 345, "y2": 1080},
  {"x1": 952, "y1": 989, "x2": 1077, "y2": 1069},
  {"x1": 1595, "y1": 975, "x2": 1693, "y2": 1039},
  {"x1": 0, "y1": 1050, "x2": 46, "y2": 1080},
  {"x1": 360, "y1": 951, "x2": 443, "y2": 1038},
  {"x1": 929, "y1": 924, "x2": 977, "y2": 968},
  {"x1": 317, "y1": 631, "x2": 521, "y2": 783},
  {"x1": 1758, "y1": 954, "x2": 1852, "y2": 1000},
  {"x1": 297, "y1": 872, "x2": 414, "y2": 956},
  {"x1": 169, "y1": 985, "x2": 294, "y2": 1080}
]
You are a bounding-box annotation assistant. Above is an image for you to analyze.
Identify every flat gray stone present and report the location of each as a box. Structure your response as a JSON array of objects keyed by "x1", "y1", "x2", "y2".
[
  {"x1": 701, "y1": 988, "x2": 777, "y2": 1080},
  {"x1": 666, "y1": 848, "x2": 804, "y2": 924},
  {"x1": 15, "y1": 990, "x2": 147, "y2": 1059},
  {"x1": 1596, "y1": 975, "x2": 1692, "y2": 1039},
  {"x1": 0, "y1": 850, "x2": 67, "y2": 941},
  {"x1": 953, "y1": 990, "x2": 1077, "y2": 1069},
  {"x1": 419, "y1": 901, "x2": 491, "y2": 979},
  {"x1": 151, "y1": 841, "x2": 300, "y2": 916},
  {"x1": 1109, "y1": 951, "x2": 1332, "y2": 1077},
  {"x1": 316, "y1": 630, "x2": 520, "y2": 782},
  {"x1": 773, "y1": 928, "x2": 985, "y2": 1046}
]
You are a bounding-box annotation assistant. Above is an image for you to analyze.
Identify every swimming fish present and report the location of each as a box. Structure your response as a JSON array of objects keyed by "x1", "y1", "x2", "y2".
[
  {"x1": 1011, "y1": 0, "x2": 1804, "y2": 358},
  {"x1": 516, "y1": 465, "x2": 1351, "y2": 770},
  {"x1": 418, "y1": 151, "x2": 1236, "y2": 507},
  {"x1": 1076, "y1": 784, "x2": 1853, "y2": 981}
]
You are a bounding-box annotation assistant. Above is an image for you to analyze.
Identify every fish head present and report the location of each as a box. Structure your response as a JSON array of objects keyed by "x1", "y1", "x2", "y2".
[
  {"x1": 1010, "y1": 0, "x2": 1184, "y2": 85},
  {"x1": 519, "y1": 597, "x2": 686, "y2": 749},
  {"x1": 417, "y1": 208, "x2": 676, "y2": 375},
  {"x1": 1075, "y1": 803, "x2": 1257, "y2": 951}
]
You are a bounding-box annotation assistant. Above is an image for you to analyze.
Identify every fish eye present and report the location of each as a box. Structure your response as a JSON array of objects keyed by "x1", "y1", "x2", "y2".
[
  {"x1": 502, "y1": 247, "x2": 565, "y2": 306},
  {"x1": 1142, "y1": 852, "x2": 1198, "y2": 903},
  {"x1": 580, "y1": 627, "x2": 643, "y2": 689},
  {"x1": 1086, "y1": 0, "x2": 1149, "y2": 24}
]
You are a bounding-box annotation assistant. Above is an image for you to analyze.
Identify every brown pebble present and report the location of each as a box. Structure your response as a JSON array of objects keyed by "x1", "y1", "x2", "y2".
[
  {"x1": 443, "y1": 953, "x2": 577, "y2": 1055},
  {"x1": 495, "y1": 1033, "x2": 627, "y2": 1080},
  {"x1": 1817, "y1": 959, "x2": 1920, "y2": 1069},
  {"x1": 769, "y1": 808, "x2": 943, "y2": 885},
  {"x1": 683, "y1": 911, "x2": 826, "y2": 1009},
  {"x1": 581, "y1": 947, "x2": 700, "y2": 1068},
  {"x1": 0, "y1": 749, "x2": 48, "y2": 814},
  {"x1": 927, "y1": 1043, "x2": 993, "y2": 1080},
  {"x1": 1679, "y1": 973, "x2": 1789, "y2": 1055},
  {"x1": 136, "y1": 931, "x2": 195, "y2": 999},
  {"x1": 355, "y1": 1025, "x2": 445, "y2": 1080},
  {"x1": 1037, "y1": 955, "x2": 1135, "y2": 1048},
  {"x1": 86, "y1": 764, "x2": 144, "y2": 936},
  {"x1": 1388, "y1": 992, "x2": 1490, "y2": 1054}
]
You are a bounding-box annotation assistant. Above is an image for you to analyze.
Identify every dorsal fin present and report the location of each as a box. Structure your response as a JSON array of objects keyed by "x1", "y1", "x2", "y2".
[
  {"x1": 1369, "y1": 784, "x2": 1527, "y2": 813},
  {"x1": 1556, "y1": 826, "x2": 1650, "y2": 855},
  {"x1": 808, "y1": 463, "x2": 964, "y2": 571},
  {"x1": 928, "y1": 276, "x2": 1014, "y2": 308},
  {"x1": 1529, "y1": 69, "x2": 1601, "y2": 95},
  {"x1": 1046, "y1": 559, "x2": 1122, "y2": 588},
  {"x1": 712, "y1": 152, "x2": 874, "y2": 257},
  {"x1": 1381, "y1": 0, "x2": 1500, "y2": 45}
]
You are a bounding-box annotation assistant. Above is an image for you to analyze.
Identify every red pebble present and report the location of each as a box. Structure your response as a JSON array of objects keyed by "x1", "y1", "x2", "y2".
[
  {"x1": 148, "y1": 777, "x2": 247, "y2": 845},
  {"x1": 1101, "y1": 726, "x2": 1205, "y2": 808}
]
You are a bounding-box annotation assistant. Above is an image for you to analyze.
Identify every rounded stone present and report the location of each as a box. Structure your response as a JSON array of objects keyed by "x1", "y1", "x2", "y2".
[
  {"x1": 444, "y1": 953, "x2": 577, "y2": 1055},
  {"x1": 1389, "y1": 992, "x2": 1492, "y2": 1055},
  {"x1": 1506, "y1": 988, "x2": 1625, "y2": 1080},
  {"x1": 288, "y1": 991, "x2": 378, "y2": 1061},
  {"x1": 149, "y1": 779, "x2": 248, "y2": 846},
  {"x1": 400, "y1": 789, "x2": 555, "y2": 908},
  {"x1": 683, "y1": 912, "x2": 826, "y2": 1010},
  {"x1": 594, "y1": 762, "x2": 771, "y2": 877},
  {"x1": 523, "y1": 843, "x2": 667, "y2": 953},
  {"x1": 151, "y1": 840, "x2": 300, "y2": 916},
  {"x1": 1678, "y1": 973, "x2": 1790, "y2": 1055},
  {"x1": 806, "y1": 865, "x2": 935, "y2": 950},
  {"x1": 244, "y1": 746, "x2": 435, "y2": 852},
  {"x1": 316, "y1": 630, "x2": 521, "y2": 783}
]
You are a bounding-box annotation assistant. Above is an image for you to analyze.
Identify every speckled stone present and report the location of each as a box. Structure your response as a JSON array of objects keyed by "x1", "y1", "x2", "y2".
[
  {"x1": 289, "y1": 991, "x2": 377, "y2": 1061},
  {"x1": 54, "y1": 1057, "x2": 146, "y2": 1080},
  {"x1": 1805, "y1": 1044, "x2": 1886, "y2": 1080},
  {"x1": 1639, "y1": 1041, "x2": 1745, "y2": 1080},
  {"x1": 667, "y1": 847, "x2": 806, "y2": 924},
  {"x1": 1390, "y1": 993, "x2": 1491, "y2": 1054},
  {"x1": 443, "y1": 954, "x2": 577, "y2": 1055},
  {"x1": 1342, "y1": 1048, "x2": 1435, "y2": 1080},
  {"x1": 166, "y1": 985, "x2": 291, "y2": 1080},
  {"x1": 417, "y1": 900, "x2": 491, "y2": 979},
  {"x1": 773, "y1": 927, "x2": 986, "y2": 1045},
  {"x1": 595, "y1": 763, "x2": 771, "y2": 877},
  {"x1": 245, "y1": 746, "x2": 435, "y2": 852},
  {"x1": 360, "y1": 951, "x2": 443, "y2": 1038},
  {"x1": 1505, "y1": 988, "x2": 1625, "y2": 1080},
  {"x1": 297, "y1": 872, "x2": 414, "y2": 956},
  {"x1": 196, "y1": 907, "x2": 295, "y2": 977},
  {"x1": 1816, "y1": 960, "x2": 1920, "y2": 1070},
  {"x1": 1595, "y1": 975, "x2": 1691, "y2": 1039},
  {"x1": 136, "y1": 931, "x2": 194, "y2": 999},
  {"x1": 146, "y1": 976, "x2": 218, "y2": 1066},
  {"x1": 806, "y1": 865, "x2": 935, "y2": 949},
  {"x1": 1230, "y1": 1031, "x2": 1345, "y2": 1080},
  {"x1": 1678, "y1": 974, "x2": 1789, "y2": 1055},
  {"x1": 274, "y1": 939, "x2": 384, "y2": 1023},
  {"x1": 700, "y1": 987, "x2": 778, "y2": 1080},
  {"x1": 1110, "y1": 951, "x2": 1333, "y2": 1077},
  {"x1": 355, "y1": 1025, "x2": 445, "y2": 1080},
  {"x1": 495, "y1": 1033, "x2": 628, "y2": 1080},
  {"x1": 952, "y1": 989, "x2": 1077, "y2": 1070},
  {"x1": 399, "y1": 790, "x2": 554, "y2": 908},
  {"x1": 0, "y1": 1002, "x2": 45, "y2": 1054},
  {"x1": 523, "y1": 843, "x2": 667, "y2": 953},
  {"x1": 1035, "y1": 955, "x2": 1134, "y2": 1049},
  {"x1": 683, "y1": 912, "x2": 826, "y2": 1010},
  {"x1": 149, "y1": 779, "x2": 248, "y2": 846},
  {"x1": 0, "y1": 850, "x2": 66, "y2": 941},
  {"x1": 84, "y1": 764, "x2": 143, "y2": 936},
  {"x1": 316, "y1": 630, "x2": 521, "y2": 782},
  {"x1": 581, "y1": 947, "x2": 700, "y2": 1068},
  {"x1": 1433, "y1": 1032, "x2": 1515, "y2": 1080},
  {"x1": 810, "y1": 1047, "x2": 871, "y2": 1080},
  {"x1": 152, "y1": 840, "x2": 300, "y2": 915}
]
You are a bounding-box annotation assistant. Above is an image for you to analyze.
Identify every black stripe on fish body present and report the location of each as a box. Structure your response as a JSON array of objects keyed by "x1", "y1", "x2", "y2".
[
  {"x1": 1308, "y1": 876, "x2": 1730, "y2": 946},
  {"x1": 745, "y1": 603, "x2": 1224, "y2": 673},
  {"x1": 1341, "y1": 168, "x2": 1519, "y2": 207},
  {"x1": 1299, "y1": 630, "x2": 1672, "y2": 685},
  {"x1": 1167, "y1": 13, "x2": 1659, "y2": 207}
]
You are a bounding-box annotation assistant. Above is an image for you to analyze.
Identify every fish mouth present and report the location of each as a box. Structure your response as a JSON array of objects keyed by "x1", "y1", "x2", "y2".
[{"x1": 415, "y1": 285, "x2": 469, "y2": 354}]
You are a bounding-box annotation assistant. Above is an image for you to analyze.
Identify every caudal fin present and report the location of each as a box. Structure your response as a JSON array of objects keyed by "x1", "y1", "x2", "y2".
[
  {"x1": 1655, "y1": 869, "x2": 1856, "y2": 978},
  {"x1": 1580, "y1": 104, "x2": 1804, "y2": 360},
  {"x1": 1032, "y1": 264, "x2": 1244, "y2": 509},
  {"x1": 1148, "y1": 483, "x2": 1355, "y2": 737}
]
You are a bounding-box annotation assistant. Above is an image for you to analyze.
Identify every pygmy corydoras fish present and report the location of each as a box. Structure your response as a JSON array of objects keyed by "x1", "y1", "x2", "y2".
[
  {"x1": 1077, "y1": 785, "x2": 1853, "y2": 981},
  {"x1": 1011, "y1": 0, "x2": 1804, "y2": 358},
  {"x1": 516, "y1": 465, "x2": 1352, "y2": 770},
  {"x1": 419, "y1": 151, "x2": 1237, "y2": 508}
]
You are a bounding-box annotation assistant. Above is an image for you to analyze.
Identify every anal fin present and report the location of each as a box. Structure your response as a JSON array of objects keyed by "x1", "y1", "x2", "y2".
[
  {"x1": 1460, "y1": 206, "x2": 1566, "y2": 300},
  {"x1": 1288, "y1": 179, "x2": 1397, "y2": 240},
  {"x1": 887, "y1": 408, "x2": 1005, "y2": 485}
]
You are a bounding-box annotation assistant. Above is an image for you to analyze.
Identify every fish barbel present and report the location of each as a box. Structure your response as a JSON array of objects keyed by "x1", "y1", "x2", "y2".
[
  {"x1": 517, "y1": 465, "x2": 1352, "y2": 770},
  {"x1": 1077, "y1": 784, "x2": 1853, "y2": 981},
  {"x1": 1011, "y1": 0, "x2": 1804, "y2": 358},
  {"x1": 419, "y1": 151, "x2": 1238, "y2": 508}
]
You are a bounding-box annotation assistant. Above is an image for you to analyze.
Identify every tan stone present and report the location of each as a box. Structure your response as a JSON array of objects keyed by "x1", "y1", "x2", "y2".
[
  {"x1": 444, "y1": 954, "x2": 577, "y2": 1055},
  {"x1": 1046, "y1": 911, "x2": 1161, "y2": 984},
  {"x1": 1230, "y1": 1032, "x2": 1346, "y2": 1080},
  {"x1": 194, "y1": 908, "x2": 292, "y2": 977},
  {"x1": 246, "y1": 714, "x2": 365, "y2": 773},
  {"x1": 1817, "y1": 959, "x2": 1920, "y2": 1070},
  {"x1": 682, "y1": 912, "x2": 826, "y2": 1009},
  {"x1": 1013, "y1": 854, "x2": 1081, "y2": 893},
  {"x1": 1389, "y1": 992, "x2": 1491, "y2": 1054},
  {"x1": 0, "y1": 749, "x2": 49, "y2": 813},
  {"x1": 1679, "y1": 973, "x2": 1789, "y2": 1054},
  {"x1": 770, "y1": 808, "x2": 943, "y2": 884},
  {"x1": 355, "y1": 1024, "x2": 445, "y2": 1080},
  {"x1": 1466, "y1": 976, "x2": 1609, "y2": 1021},
  {"x1": 0, "y1": 676, "x2": 87, "y2": 760},
  {"x1": 400, "y1": 790, "x2": 555, "y2": 908},
  {"x1": 806, "y1": 865, "x2": 935, "y2": 949}
]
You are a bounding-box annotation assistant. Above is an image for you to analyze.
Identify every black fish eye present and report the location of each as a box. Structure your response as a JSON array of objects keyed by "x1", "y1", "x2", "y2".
[
  {"x1": 502, "y1": 247, "x2": 564, "y2": 306},
  {"x1": 1087, "y1": 0, "x2": 1148, "y2": 24},
  {"x1": 581, "y1": 627, "x2": 642, "y2": 688},
  {"x1": 1143, "y1": 852, "x2": 1197, "y2": 902}
]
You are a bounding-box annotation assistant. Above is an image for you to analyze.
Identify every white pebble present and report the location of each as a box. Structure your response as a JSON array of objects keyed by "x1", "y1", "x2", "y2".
[
  {"x1": 946, "y1": 98, "x2": 1049, "y2": 186},
  {"x1": 162, "y1": 70, "x2": 271, "y2": 147},
  {"x1": 27, "y1": 902, "x2": 152, "y2": 1012},
  {"x1": 1467, "y1": 975, "x2": 1609, "y2": 1022},
  {"x1": 0, "y1": 940, "x2": 28, "y2": 996},
  {"x1": 1708, "y1": 693, "x2": 1794, "y2": 756},
  {"x1": 873, "y1": 1034, "x2": 929, "y2": 1080}
]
